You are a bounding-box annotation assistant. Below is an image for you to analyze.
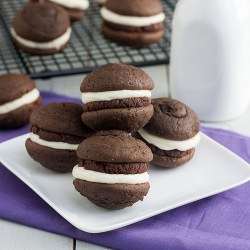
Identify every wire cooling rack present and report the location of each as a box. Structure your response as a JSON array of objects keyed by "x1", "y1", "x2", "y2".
[{"x1": 0, "y1": 0, "x2": 177, "y2": 79}]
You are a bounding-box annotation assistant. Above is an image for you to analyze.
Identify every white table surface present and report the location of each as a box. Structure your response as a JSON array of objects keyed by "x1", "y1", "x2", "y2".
[{"x1": 1, "y1": 65, "x2": 250, "y2": 250}]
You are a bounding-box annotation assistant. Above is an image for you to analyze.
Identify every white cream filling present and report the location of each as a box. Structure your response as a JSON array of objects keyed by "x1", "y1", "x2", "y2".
[
  {"x1": 30, "y1": 133, "x2": 79, "y2": 150},
  {"x1": 49, "y1": 0, "x2": 89, "y2": 10},
  {"x1": 11, "y1": 27, "x2": 71, "y2": 50},
  {"x1": 101, "y1": 7, "x2": 165, "y2": 27},
  {"x1": 82, "y1": 90, "x2": 151, "y2": 104},
  {"x1": 72, "y1": 165, "x2": 149, "y2": 184},
  {"x1": 138, "y1": 129, "x2": 201, "y2": 151},
  {"x1": 0, "y1": 89, "x2": 40, "y2": 115}
]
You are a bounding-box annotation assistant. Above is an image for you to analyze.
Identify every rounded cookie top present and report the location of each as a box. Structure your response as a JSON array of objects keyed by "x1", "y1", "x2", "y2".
[
  {"x1": 81, "y1": 63, "x2": 154, "y2": 92},
  {"x1": 143, "y1": 98, "x2": 200, "y2": 140},
  {"x1": 0, "y1": 73, "x2": 36, "y2": 105},
  {"x1": 77, "y1": 130, "x2": 153, "y2": 162},
  {"x1": 30, "y1": 102, "x2": 93, "y2": 137},
  {"x1": 105, "y1": 0, "x2": 163, "y2": 17},
  {"x1": 12, "y1": 2, "x2": 70, "y2": 42}
]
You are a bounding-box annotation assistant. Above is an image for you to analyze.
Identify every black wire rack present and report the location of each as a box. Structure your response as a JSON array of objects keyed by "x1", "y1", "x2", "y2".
[{"x1": 0, "y1": 0, "x2": 177, "y2": 79}]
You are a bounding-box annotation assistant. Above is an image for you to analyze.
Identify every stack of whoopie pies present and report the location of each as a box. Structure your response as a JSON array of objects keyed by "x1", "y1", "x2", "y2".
[
  {"x1": 72, "y1": 63, "x2": 155, "y2": 209},
  {"x1": 74, "y1": 63, "x2": 200, "y2": 210},
  {"x1": 22, "y1": 62, "x2": 200, "y2": 210}
]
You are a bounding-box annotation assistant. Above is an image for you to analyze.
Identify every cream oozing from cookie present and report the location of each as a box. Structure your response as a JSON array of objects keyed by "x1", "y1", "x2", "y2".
[
  {"x1": 30, "y1": 133, "x2": 79, "y2": 150},
  {"x1": 138, "y1": 129, "x2": 200, "y2": 151},
  {"x1": 72, "y1": 166, "x2": 149, "y2": 184},
  {"x1": 82, "y1": 90, "x2": 151, "y2": 104},
  {"x1": 101, "y1": 7, "x2": 165, "y2": 27},
  {"x1": 0, "y1": 88, "x2": 40, "y2": 115},
  {"x1": 49, "y1": 0, "x2": 89, "y2": 10},
  {"x1": 11, "y1": 27, "x2": 71, "y2": 50}
]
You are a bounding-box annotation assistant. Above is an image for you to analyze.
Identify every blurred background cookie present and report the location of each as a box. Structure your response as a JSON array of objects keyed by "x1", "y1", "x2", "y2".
[
  {"x1": 73, "y1": 130, "x2": 152, "y2": 209},
  {"x1": 30, "y1": 0, "x2": 89, "y2": 21},
  {"x1": 0, "y1": 73, "x2": 41, "y2": 129},
  {"x1": 101, "y1": 0, "x2": 165, "y2": 47},
  {"x1": 95, "y1": 0, "x2": 106, "y2": 6},
  {"x1": 138, "y1": 98, "x2": 200, "y2": 168},
  {"x1": 26, "y1": 102, "x2": 94, "y2": 172},
  {"x1": 11, "y1": 2, "x2": 71, "y2": 55},
  {"x1": 81, "y1": 63, "x2": 154, "y2": 132}
]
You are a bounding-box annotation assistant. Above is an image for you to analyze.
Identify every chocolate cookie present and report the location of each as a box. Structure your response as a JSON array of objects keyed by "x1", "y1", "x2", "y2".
[
  {"x1": 0, "y1": 73, "x2": 41, "y2": 129},
  {"x1": 30, "y1": 0, "x2": 89, "y2": 21},
  {"x1": 81, "y1": 63, "x2": 154, "y2": 132},
  {"x1": 137, "y1": 98, "x2": 200, "y2": 168},
  {"x1": 25, "y1": 102, "x2": 94, "y2": 173},
  {"x1": 73, "y1": 130, "x2": 152, "y2": 209},
  {"x1": 101, "y1": 0, "x2": 165, "y2": 47},
  {"x1": 11, "y1": 2, "x2": 71, "y2": 55}
]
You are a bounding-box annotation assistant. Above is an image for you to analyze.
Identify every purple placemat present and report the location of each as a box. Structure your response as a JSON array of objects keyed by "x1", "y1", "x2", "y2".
[{"x1": 0, "y1": 91, "x2": 250, "y2": 250}]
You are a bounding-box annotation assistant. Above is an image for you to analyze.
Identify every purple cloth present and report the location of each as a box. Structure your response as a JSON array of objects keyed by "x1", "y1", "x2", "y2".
[{"x1": 0, "y1": 91, "x2": 250, "y2": 250}]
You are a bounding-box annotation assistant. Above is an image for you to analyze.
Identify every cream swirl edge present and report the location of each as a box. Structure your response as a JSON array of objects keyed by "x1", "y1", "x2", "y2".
[
  {"x1": 101, "y1": 7, "x2": 165, "y2": 27},
  {"x1": 11, "y1": 27, "x2": 71, "y2": 50},
  {"x1": 0, "y1": 89, "x2": 40, "y2": 115},
  {"x1": 138, "y1": 129, "x2": 201, "y2": 151},
  {"x1": 49, "y1": 0, "x2": 89, "y2": 10},
  {"x1": 72, "y1": 166, "x2": 149, "y2": 184},
  {"x1": 30, "y1": 133, "x2": 79, "y2": 150},
  {"x1": 82, "y1": 89, "x2": 151, "y2": 104}
]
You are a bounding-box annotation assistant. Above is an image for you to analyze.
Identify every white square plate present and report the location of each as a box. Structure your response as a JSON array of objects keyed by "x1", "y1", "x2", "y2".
[{"x1": 0, "y1": 133, "x2": 250, "y2": 233}]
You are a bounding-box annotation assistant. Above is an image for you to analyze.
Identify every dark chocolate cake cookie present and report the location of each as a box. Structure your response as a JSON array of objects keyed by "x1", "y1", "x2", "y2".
[
  {"x1": 101, "y1": 0, "x2": 165, "y2": 47},
  {"x1": 12, "y1": 2, "x2": 71, "y2": 55},
  {"x1": 73, "y1": 130, "x2": 153, "y2": 209},
  {"x1": 30, "y1": 0, "x2": 89, "y2": 21},
  {"x1": 81, "y1": 63, "x2": 154, "y2": 132},
  {"x1": 138, "y1": 98, "x2": 200, "y2": 168},
  {"x1": 26, "y1": 102, "x2": 94, "y2": 172},
  {"x1": 0, "y1": 73, "x2": 41, "y2": 129}
]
